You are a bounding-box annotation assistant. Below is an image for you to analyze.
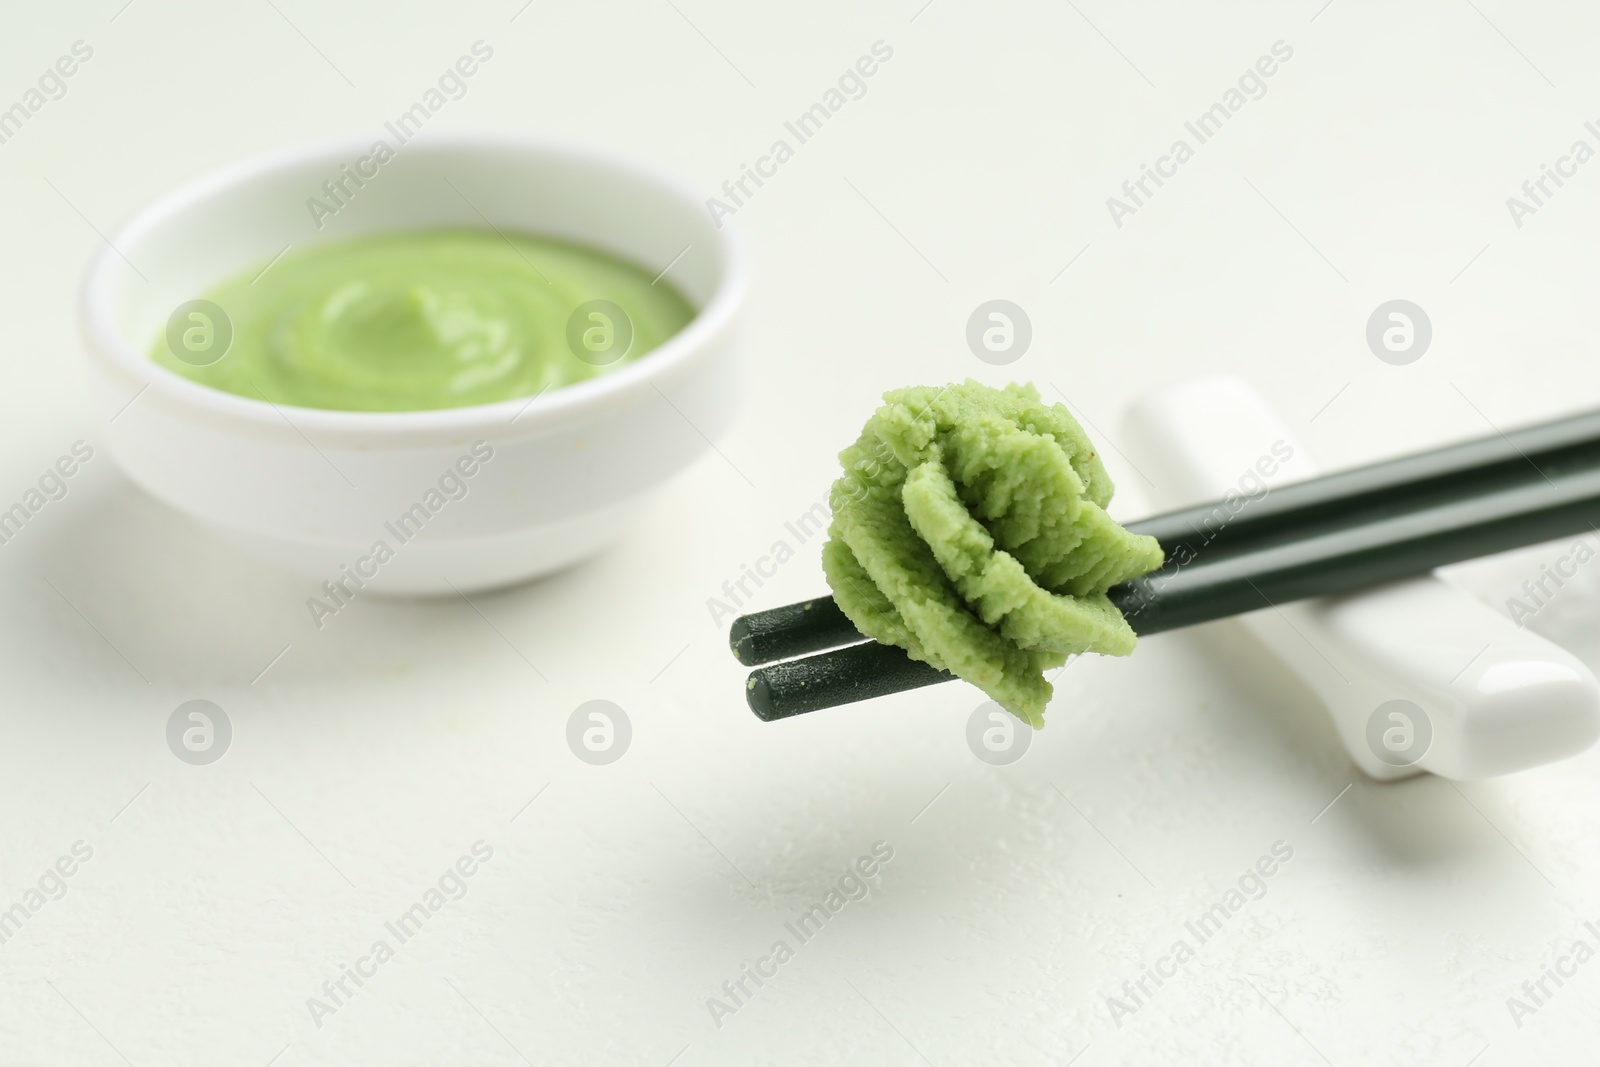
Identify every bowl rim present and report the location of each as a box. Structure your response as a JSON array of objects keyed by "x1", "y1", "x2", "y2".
[{"x1": 80, "y1": 130, "x2": 749, "y2": 437}]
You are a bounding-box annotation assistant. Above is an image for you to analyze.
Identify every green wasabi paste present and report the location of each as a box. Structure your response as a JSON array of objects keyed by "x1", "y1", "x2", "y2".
[
  {"x1": 152, "y1": 229, "x2": 696, "y2": 412},
  {"x1": 822, "y1": 381, "x2": 1164, "y2": 727}
]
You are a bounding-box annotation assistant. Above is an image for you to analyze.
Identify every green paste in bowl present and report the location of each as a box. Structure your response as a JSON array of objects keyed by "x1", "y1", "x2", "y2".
[{"x1": 152, "y1": 229, "x2": 696, "y2": 412}]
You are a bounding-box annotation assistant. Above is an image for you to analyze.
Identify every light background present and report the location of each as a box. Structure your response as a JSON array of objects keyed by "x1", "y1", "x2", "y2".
[{"x1": 4, "y1": 0, "x2": 1600, "y2": 1063}]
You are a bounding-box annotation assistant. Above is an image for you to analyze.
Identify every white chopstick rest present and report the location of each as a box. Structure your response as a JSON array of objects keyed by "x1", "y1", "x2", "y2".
[{"x1": 1121, "y1": 377, "x2": 1600, "y2": 781}]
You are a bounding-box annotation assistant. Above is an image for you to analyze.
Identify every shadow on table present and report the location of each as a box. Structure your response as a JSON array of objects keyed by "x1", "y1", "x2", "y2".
[
  {"x1": 1184, "y1": 619, "x2": 1579, "y2": 875},
  {"x1": 18, "y1": 475, "x2": 597, "y2": 697}
]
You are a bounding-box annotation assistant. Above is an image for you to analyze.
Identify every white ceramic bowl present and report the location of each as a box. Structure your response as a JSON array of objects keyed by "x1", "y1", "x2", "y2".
[{"x1": 81, "y1": 133, "x2": 748, "y2": 594}]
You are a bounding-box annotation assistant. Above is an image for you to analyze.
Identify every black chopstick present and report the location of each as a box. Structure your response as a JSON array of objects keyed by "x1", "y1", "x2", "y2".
[
  {"x1": 732, "y1": 406, "x2": 1600, "y2": 670},
  {"x1": 730, "y1": 596, "x2": 862, "y2": 667},
  {"x1": 1140, "y1": 407, "x2": 1600, "y2": 566},
  {"x1": 738, "y1": 447, "x2": 1600, "y2": 721},
  {"x1": 746, "y1": 642, "x2": 952, "y2": 721}
]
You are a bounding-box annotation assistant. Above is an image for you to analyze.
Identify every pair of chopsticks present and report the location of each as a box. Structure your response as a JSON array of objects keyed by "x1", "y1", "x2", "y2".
[{"x1": 731, "y1": 407, "x2": 1600, "y2": 722}]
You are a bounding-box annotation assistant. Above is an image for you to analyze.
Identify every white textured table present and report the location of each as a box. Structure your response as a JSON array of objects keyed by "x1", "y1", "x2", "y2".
[{"x1": 5, "y1": 1, "x2": 1600, "y2": 1063}]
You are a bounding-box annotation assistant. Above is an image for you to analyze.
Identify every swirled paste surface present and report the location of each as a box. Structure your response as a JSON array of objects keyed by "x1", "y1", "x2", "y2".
[
  {"x1": 821, "y1": 381, "x2": 1164, "y2": 727},
  {"x1": 152, "y1": 229, "x2": 695, "y2": 412}
]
